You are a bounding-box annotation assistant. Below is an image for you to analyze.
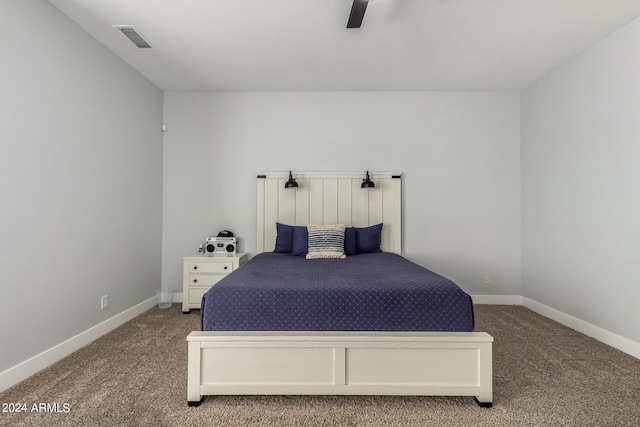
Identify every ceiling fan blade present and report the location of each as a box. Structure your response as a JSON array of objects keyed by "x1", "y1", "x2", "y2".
[{"x1": 347, "y1": 0, "x2": 368, "y2": 28}]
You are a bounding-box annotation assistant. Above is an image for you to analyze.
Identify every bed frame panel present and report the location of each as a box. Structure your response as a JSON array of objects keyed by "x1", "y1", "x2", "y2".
[
  {"x1": 187, "y1": 332, "x2": 493, "y2": 406},
  {"x1": 187, "y1": 172, "x2": 493, "y2": 407}
]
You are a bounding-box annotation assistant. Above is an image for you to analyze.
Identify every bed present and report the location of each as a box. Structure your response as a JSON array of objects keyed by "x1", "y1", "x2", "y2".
[
  {"x1": 187, "y1": 173, "x2": 493, "y2": 407},
  {"x1": 201, "y1": 252, "x2": 475, "y2": 333}
]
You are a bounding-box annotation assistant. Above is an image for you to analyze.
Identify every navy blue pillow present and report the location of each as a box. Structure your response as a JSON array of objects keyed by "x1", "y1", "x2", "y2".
[
  {"x1": 291, "y1": 226, "x2": 308, "y2": 256},
  {"x1": 274, "y1": 223, "x2": 294, "y2": 253},
  {"x1": 355, "y1": 223, "x2": 383, "y2": 253},
  {"x1": 344, "y1": 227, "x2": 357, "y2": 255}
]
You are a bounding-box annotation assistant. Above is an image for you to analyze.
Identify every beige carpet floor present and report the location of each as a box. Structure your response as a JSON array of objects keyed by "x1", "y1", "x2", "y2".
[{"x1": 1, "y1": 305, "x2": 638, "y2": 426}]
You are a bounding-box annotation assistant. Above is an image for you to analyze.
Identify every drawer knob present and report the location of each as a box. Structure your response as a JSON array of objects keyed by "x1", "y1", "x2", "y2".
[
  {"x1": 224, "y1": 266, "x2": 228, "y2": 270},
  {"x1": 193, "y1": 266, "x2": 198, "y2": 270},
  {"x1": 193, "y1": 279, "x2": 197, "y2": 283}
]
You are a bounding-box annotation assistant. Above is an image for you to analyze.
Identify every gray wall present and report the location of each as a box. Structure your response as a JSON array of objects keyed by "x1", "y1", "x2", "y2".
[
  {"x1": 0, "y1": 0, "x2": 164, "y2": 372},
  {"x1": 161, "y1": 91, "x2": 522, "y2": 298},
  {"x1": 522, "y1": 17, "x2": 640, "y2": 343}
]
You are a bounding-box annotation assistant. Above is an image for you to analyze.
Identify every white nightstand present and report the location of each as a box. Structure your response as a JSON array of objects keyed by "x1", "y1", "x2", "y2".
[{"x1": 182, "y1": 253, "x2": 247, "y2": 313}]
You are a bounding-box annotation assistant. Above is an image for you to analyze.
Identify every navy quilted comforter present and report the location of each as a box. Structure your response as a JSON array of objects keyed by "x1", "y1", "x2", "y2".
[{"x1": 201, "y1": 252, "x2": 474, "y2": 332}]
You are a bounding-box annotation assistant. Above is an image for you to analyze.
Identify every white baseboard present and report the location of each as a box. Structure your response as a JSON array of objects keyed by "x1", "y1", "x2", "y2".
[
  {"x1": 0, "y1": 296, "x2": 158, "y2": 393},
  {"x1": 471, "y1": 294, "x2": 523, "y2": 305},
  {"x1": 472, "y1": 294, "x2": 639, "y2": 359},
  {"x1": 522, "y1": 298, "x2": 640, "y2": 360}
]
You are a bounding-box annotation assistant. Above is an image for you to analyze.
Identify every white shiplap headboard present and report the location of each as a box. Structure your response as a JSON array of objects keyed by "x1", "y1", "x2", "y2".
[{"x1": 257, "y1": 172, "x2": 402, "y2": 254}]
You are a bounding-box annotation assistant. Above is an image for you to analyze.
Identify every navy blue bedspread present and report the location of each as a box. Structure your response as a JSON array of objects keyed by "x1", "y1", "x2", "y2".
[{"x1": 201, "y1": 252, "x2": 474, "y2": 332}]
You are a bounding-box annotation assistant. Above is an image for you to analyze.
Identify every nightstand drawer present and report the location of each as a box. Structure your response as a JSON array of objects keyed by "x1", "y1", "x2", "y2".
[
  {"x1": 188, "y1": 287, "x2": 209, "y2": 304},
  {"x1": 189, "y1": 274, "x2": 226, "y2": 287},
  {"x1": 189, "y1": 261, "x2": 233, "y2": 273}
]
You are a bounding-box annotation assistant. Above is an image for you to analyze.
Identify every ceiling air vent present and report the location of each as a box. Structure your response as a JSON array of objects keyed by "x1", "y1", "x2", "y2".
[{"x1": 115, "y1": 26, "x2": 152, "y2": 49}]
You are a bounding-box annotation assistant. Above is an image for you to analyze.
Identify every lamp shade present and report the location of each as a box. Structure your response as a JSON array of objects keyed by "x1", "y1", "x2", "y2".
[
  {"x1": 285, "y1": 171, "x2": 298, "y2": 188},
  {"x1": 361, "y1": 171, "x2": 375, "y2": 188}
]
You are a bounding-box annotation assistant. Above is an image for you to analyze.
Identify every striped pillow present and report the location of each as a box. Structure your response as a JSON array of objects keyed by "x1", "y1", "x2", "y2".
[{"x1": 306, "y1": 224, "x2": 346, "y2": 259}]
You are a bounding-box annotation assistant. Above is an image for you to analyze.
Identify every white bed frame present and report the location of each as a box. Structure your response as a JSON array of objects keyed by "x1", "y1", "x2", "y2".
[{"x1": 187, "y1": 173, "x2": 493, "y2": 407}]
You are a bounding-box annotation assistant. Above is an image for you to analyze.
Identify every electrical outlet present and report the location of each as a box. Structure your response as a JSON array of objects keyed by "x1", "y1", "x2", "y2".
[
  {"x1": 101, "y1": 295, "x2": 108, "y2": 310},
  {"x1": 484, "y1": 275, "x2": 491, "y2": 285}
]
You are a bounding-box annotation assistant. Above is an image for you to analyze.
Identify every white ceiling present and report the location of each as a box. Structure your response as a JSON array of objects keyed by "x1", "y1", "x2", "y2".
[{"x1": 49, "y1": 0, "x2": 640, "y2": 92}]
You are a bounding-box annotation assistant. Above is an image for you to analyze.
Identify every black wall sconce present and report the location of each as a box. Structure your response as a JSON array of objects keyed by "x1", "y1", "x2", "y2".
[
  {"x1": 361, "y1": 171, "x2": 375, "y2": 189},
  {"x1": 284, "y1": 171, "x2": 298, "y2": 188}
]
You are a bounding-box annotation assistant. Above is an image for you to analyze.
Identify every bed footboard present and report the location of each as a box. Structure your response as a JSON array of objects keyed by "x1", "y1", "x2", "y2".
[{"x1": 187, "y1": 331, "x2": 493, "y2": 407}]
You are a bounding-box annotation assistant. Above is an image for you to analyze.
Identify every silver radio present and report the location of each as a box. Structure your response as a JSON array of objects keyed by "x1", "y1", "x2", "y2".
[{"x1": 204, "y1": 237, "x2": 237, "y2": 254}]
